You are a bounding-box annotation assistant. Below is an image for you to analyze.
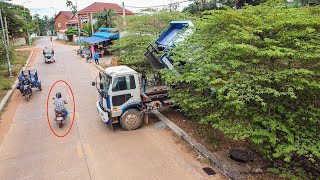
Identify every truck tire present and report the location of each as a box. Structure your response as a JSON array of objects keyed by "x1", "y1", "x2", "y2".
[{"x1": 120, "y1": 109, "x2": 143, "y2": 131}]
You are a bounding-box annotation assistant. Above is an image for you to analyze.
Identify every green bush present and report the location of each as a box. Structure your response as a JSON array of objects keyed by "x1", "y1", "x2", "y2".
[
  {"x1": 0, "y1": 79, "x2": 12, "y2": 90},
  {"x1": 163, "y1": 2, "x2": 320, "y2": 178}
]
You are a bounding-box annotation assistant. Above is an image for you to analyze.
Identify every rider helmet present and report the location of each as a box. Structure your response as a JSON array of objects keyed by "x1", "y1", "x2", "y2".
[{"x1": 56, "y1": 92, "x2": 62, "y2": 98}]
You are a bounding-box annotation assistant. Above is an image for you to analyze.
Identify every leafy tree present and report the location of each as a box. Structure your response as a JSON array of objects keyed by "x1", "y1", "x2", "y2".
[
  {"x1": 0, "y1": 2, "x2": 32, "y2": 38},
  {"x1": 93, "y1": 9, "x2": 118, "y2": 28},
  {"x1": 183, "y1": 0, "x2": 268, "y2": 13},
  {"x1": 82, "y1": 22, "x2": 94, "y2": 37},
  {"x1": 163, "y1": 1, "x2": 320, "y2": 178}
]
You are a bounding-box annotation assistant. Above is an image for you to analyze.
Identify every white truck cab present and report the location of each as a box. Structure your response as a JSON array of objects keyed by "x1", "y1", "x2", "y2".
[
  {"x1": 92, "y1": 65, "x2": 170, "y2": 131},
  {"x1": 93, "y1": 66, "x2": 144, "y2": 130}
]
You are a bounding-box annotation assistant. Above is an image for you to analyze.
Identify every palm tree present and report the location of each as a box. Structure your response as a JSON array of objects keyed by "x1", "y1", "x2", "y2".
[
  {"x1": 94, "y1": 9, "x2": 118, "y2": 28},
  {"x1": 82, "y1": 22, "x2": 92, "y2": 37},
  {"x1": 66, "y1": 0, "x2": 77, "y2": 15}
]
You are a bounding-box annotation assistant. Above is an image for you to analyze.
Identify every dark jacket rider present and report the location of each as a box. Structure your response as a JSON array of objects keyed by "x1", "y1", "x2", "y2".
[{"x1": 22, "y1": 75, "x2": 32, "y2": 96}]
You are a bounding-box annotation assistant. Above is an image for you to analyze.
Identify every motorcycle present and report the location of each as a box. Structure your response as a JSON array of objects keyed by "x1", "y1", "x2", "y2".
[
  {"x1": 23, "y1": 85, "x2": 32, "y2": 101},
  {"x1": 53, "y1": 98, "x2": 68, "y2": 128},
  {"x1": 50, "y1": 37, "x2": 52, "y2": 41},
  {"x1": 77, "y1": 48, "x2": 85, "y2": 58},
  {"x1": 55, "y1": 110, "x2": 67, "y2": 128}
]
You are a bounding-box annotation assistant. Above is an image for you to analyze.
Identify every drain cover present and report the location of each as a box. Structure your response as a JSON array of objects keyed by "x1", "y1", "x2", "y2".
[
  {"x1": 229, "y1": 149, "x2": 254, "y2": 163},
  {"x1": 203, "y1": 167, "x2": 216, "y2": 175}
]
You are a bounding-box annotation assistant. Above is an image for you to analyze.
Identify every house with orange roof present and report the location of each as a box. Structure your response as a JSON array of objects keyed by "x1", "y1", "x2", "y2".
[{"x1": 78, "y1": 2, "x2": 133, "y2": 28}]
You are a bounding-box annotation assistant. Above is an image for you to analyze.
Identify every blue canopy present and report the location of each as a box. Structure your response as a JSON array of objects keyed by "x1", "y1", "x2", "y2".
[
  {"x1": 98, "y1": 28, "x2": 118, "y2": 32},
  {"x1": 80, "y1": 36, "x2": 109, "y2": 44},
  {"x1": 93, "y1": 32, "x2": 118, "y2": 39}
]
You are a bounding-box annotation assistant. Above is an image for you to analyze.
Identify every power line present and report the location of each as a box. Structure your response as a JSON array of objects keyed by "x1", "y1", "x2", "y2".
[{"x1": 125, "y1": 0, "x2": 192, "y2": 9}]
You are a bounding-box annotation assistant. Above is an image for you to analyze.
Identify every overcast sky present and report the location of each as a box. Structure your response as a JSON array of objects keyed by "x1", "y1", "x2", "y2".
[{"x1": 9, "y1": 0, "x2": 192, "y2": 18}]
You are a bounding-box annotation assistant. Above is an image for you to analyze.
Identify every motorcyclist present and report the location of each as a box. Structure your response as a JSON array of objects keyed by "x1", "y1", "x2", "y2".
[
  {"x1": 53, "y1": 92, "x2": 68, "y2": 118},
  {"x1": 50, "y1": 37, "x2": 52, "y2": 41},
  {"x1": 43, "y1": 47, "x2": 48, "y2": 54},
  {"x1": 22, "y1": 74, "x2": 32, "y2": 96}
]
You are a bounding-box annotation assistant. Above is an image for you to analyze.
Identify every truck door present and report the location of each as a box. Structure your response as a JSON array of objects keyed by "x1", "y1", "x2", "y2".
[{"x1": 110, "y1": 75, "x2": 139, "y2": 117}]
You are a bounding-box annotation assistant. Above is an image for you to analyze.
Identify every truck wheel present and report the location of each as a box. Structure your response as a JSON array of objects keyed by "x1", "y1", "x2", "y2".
[{"x1": 120, "y1": 109, "x2": 143, "y2": 131}]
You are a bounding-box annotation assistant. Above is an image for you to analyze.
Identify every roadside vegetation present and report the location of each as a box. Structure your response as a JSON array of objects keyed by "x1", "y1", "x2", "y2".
[
  {"x1": 0, "y1": 45, "x2": 31, "y2": 101},
  {"x1": 110, "y1": 0, "x2": 320, "y2": 179}
]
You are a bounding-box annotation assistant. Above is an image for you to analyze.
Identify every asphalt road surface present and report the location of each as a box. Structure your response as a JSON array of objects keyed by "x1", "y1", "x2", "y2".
[{"x1": 0, "y1": 37, "x2": 225, "y2": 180}]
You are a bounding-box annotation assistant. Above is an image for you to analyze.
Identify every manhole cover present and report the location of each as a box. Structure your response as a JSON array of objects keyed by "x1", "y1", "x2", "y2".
[
  {"x1": 229, "y1": 149, "x2": 254, "y2": 163},
  {"x1": 203, "y1": 167, "x2": 216, "y2": 175}
]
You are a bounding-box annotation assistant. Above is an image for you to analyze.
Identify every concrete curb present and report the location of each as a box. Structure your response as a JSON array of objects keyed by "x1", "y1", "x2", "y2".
[
  {"x1": 0, "y1": 49, "x2": 34, "y2": 112},
  {"x1": 90, "y1": 61, "x2": 104, "y2": 71},
  {"x1": 151, "y1": 110, "x2": 246, "y2": 180}
]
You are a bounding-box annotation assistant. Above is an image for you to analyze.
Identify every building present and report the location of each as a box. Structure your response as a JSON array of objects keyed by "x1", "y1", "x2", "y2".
[
  {"x1": 54, "y1": 11, "x2": 75, "y2": 32},
  {"x1": 54, "y1": 11, "x2": 79, "y2": 40},
  {"x1": 78, "y1": 2, "x2": 133, "y2": 28}
]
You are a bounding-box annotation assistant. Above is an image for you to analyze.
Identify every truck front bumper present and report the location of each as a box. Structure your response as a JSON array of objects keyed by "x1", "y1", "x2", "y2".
[{"x1": 96, "y1": 101, "x2": 110, "y2": 125}]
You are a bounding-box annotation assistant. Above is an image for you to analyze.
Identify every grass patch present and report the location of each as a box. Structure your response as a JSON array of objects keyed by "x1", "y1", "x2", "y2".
[
  {"x1": 55, "y1": 39, "x2": 68, "y2": 45},
  {"x1": 68, "y1": 42, "x2": 81, "y2": 46},
  {"x1": 0, "y1": 50, "x2": 31, "y2": 102}
]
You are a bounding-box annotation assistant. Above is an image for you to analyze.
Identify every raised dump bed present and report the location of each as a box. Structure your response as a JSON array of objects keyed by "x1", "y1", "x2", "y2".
[{"x1": 145, "y1": 20, "x2": 193, "y2": 70}]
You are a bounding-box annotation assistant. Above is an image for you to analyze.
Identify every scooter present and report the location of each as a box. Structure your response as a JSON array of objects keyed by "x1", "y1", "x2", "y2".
[
  {"x1": 77, "y1": 49, "x2": 85, "y2": 58},
  {"x1": 53, "y1": 98, "x2": 68, "y2": 128},
  {"x1": 55, "y1": 110, "x2": 67, "y2": 128}
]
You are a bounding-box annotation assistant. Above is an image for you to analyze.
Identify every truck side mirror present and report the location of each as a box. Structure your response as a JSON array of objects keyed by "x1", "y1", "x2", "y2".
[
  {"x1": 99, "y1": 82, "x2": 104, "y2": 89},
  {"x1": 92, "y1": 82, "x2": 96, "y2": 86}
]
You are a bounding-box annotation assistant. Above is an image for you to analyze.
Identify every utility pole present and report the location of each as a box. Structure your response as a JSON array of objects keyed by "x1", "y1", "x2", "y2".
[
  {"x1": 35, "y1": 9, "x2": 40, "y2": 36},
  {"x1": 122, "y1": 2, "x2": 126, "y2": 30},
  {"x1": 74, "y1": 0, "x2": 81, "y2": 47},
  {"x1": 4, "y1": 16, "x2": 9, "y2": 46},
  {"x1": 0, "y1": 9, "x2": 12, "y2": 77},
  {"x1": 90, "y1": 12, "x2": 93, "y2": 35}
]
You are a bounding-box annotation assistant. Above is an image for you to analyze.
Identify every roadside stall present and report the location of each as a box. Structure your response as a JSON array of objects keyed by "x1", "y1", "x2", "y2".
[{"x1": 79, "y1": 28, "x2": 120, "y2": 58}]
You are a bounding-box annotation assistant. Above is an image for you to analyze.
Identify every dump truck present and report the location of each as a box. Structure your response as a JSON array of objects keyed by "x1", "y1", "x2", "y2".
[{"x1": 92, "y1": 21, "x2": 193, "y2": 130}]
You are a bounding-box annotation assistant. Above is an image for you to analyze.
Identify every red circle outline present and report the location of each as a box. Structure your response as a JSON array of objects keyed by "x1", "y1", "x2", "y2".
[{"x1": 46, "y1": 80, "x2": 76, "y2": 138}]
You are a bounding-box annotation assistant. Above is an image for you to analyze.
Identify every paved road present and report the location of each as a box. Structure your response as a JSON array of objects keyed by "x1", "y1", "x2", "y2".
[{"x1": 0, "y1": 37, "x2": 224, "y2": 180}]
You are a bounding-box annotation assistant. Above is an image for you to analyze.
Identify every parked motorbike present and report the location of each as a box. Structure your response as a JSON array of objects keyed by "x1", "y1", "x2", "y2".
[
  {"x1": 23, "y1": 85, "x2": 32, "y2": 102},
  {"x1": 77, "y1": 49, "x2": 85, "y2": 58}
]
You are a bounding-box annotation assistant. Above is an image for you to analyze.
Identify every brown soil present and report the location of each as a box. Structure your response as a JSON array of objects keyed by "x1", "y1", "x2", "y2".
[
  {"x1": 158, "y1": 107, "x2": 284, "y2": 180},
  {"x1": 0, "y1": 91, "x2": 21, "y2": 144},
  {"x1": 159, "y1": 107, "x2": 248, "y2": 152}
]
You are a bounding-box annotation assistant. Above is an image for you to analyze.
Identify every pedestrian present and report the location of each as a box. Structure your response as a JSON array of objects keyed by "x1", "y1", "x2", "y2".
[{"x1": 94, "y1": 52, "x2": 99, "y2": 65}]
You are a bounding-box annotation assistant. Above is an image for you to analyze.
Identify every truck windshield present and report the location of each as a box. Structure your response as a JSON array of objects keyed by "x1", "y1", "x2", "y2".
[{"x1": 100, "y1": 73, "x2": 112, "y2": 94}]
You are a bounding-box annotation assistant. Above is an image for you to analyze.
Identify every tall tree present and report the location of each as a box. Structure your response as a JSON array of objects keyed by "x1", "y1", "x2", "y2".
[
  {"x1": 0, "y1": 2, "x2": 32, "y2": 38},
  {"x1": 93, "y1": 9, "x2": 118, "y2": 28},
  {"x1": 66, "y1": 0, "x2": 77, "y2": 15}
]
